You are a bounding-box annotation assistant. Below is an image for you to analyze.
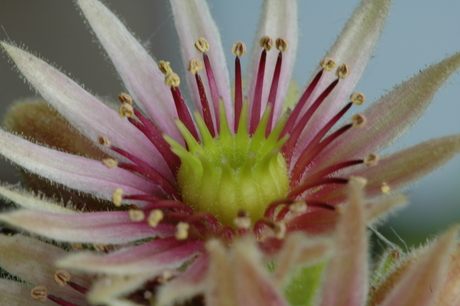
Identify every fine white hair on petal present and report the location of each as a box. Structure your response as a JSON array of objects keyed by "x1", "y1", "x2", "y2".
[
  {"x1": 0, "y1": 129, "x2": 161, "y2": 201},
  {"x1": 170, "y1": 0, "x2": 233, "y2": 128},
  {"x1": 77, "y1": 0, "x2": 183, "y2": 144},
  {"x1": 246, "y1": 0, "x2": 298, "y2": 125},
  {"x1": 1, "y1": 42, "x2": 173, "y2": 181}
]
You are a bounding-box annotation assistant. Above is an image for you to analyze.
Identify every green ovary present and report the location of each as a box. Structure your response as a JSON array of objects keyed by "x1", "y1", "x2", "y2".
[{"x1": 166, "y1": 105, "x2": 290, "y2": 227}]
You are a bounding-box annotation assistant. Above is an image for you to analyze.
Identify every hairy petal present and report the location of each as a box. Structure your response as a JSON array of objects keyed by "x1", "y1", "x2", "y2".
[
  {"x1": 435, "y1": 243, "x2": 460, "y2": 306},
  {"x1": 298, "y1": 0, "x2": 391, "y2": 148},
  {"x1": 0, "y1": 210, "x2": 175, "y2": 244},
  {"x1": 0, "y1": 235, "x2": 90, "y2": 304},
  {"x1": 0, "y1": 130, "x2": 160, "y2": 202},
  {"x1": 170, "y1": 0, "x2": 232, "y2": 126},
  {"x1": 319, "y1": 177, "x2": 368, "y2": 306},
  {"x1": 315, "y1": 52, "x2": 460, "y2": 171},
  {"x1": 380, "y1": 226, "x2": 458, "y2": 306},
  {"x1": 246, "y1": 0, "x2": 298, "y2": 122},
  {"x1": 0, "y1": 42, "x2": 171, "y2": 179},
  {"x1": 77, "y1": 0, "x2": 181, "y2": 143}
]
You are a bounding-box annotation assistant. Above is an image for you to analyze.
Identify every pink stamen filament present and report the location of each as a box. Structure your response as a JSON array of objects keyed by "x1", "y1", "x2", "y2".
[
  {"x1": 264, "y1": 199, "x2": 294, "y2": 220},
  {"x1": 253, "y1": 218, "x2": 277, "y2": 239},
  {"x1": 194, "y1": 72, "x2": 216, "y2": 137},
  {"x1": 202, "y1": 52, "x2": 221, "y2": 129},
  {"x1": 266, "y1": 51, "x2": 283, "y2": 135},
  {"x1": 250, "y1": 48, "x2": 267, "y2": 134},
  {"x1": 282, "y1": 78, "x2": 340, "y2": 163},
  {"x1": 141, "y1": 199, "x2": 194, "y2": 214},
  {"x1": 217, "y1": 225, "x2": 236, "y2": 242},
  {"x1": 170, "y1": 87, "x2": 200, "y2": 141},
  {"x1": 47, "y1": 295, "x2": 80, "y2": 306},
  {"x1": 288, "y1": 177, "x2": 348, "y2": 199},
  {"x1": 234, "y1": 55, "x2": 243, "y2": 133},
  {"x1": 67, "y1": 281, "x2": 89, "y2": 295}
]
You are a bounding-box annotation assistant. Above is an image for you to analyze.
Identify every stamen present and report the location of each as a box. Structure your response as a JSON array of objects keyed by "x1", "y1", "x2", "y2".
[
  {"x1": 264, "y1": 199, "x2": 293, "y2": 220},
  {"x1": 259, "y1": 36, "x2": 273, "y2": 51},
  {"x1": 288, "y1": 177, "x2": 348, "y2": 199},
  {"x1": 148, "y1": 209, "x2": 164, "y2": 227},
  {"x1": 118, "y1": 92, "x2": 133, "y2": 105},
  {"x1": 217, "y1": 225, "x2": 236, "y2": 242},
  {"x1": 232, "y1": 42, "x2": 246, "y2": 132},
  {"x1": 158, "y1": 61, "x2": 173, "y2": 75},
  {"x1": 175, "y1": 222, "x2": 190, "y2": 240},
  {"x1": 54, "y1": 270, "x2": 70, "y2": 287},
  {"x1": 98, "y1": 136, "x2": 111, "y2": 147},
  {"x1": 364, "y1": 153, "x2": 379, "y2": 167},
  {"x1": 112, "y1": 188, "x2": 123, "y2": 207},
  {"x1": 231, "y1": 41, "x2": 247, "y2": 57},
  {"x1": 253, "y1": 219, "x2": 286, "y2": 240},
  {"x1": 233, "y1": 213, "x2": 251, "y2": 230},
  {"x1": 336, "y1": 64, "x2": 350, "y2": 79},
  {"x1": 381, "y1": 182, "x2": 390, "y2": 194},
  {"x1": 129, "y1": 209, "x2": 145, "y2": 222},
  {"x1": 289, "y1": 201, "x2": 307, "y2": 215},
  {"x1": 118, "y1": 103, "x2": 134, "y2": 118},
  {"x1": 275, "y1": 38, "x2": 289, "y2": 52},
  {"x1": 266, "y1": 39, "x2": 286, "y2": 134},
  {"x1": 31, "y1": 286, "x2": 47, "y2": 301},
  {"x1": 352, "y1": 114, "x2": 367, "y2": 128},
  {"x1": 350, "y1": 92, "x2": 366, "y2": 105},
  {"x1": 142, "y1": 199, "x2": 194, "y2": 214},
  {"x1": 165, "y1": 73, "x2": 181, "y2": 87},
  {"x1": 319, "y1": 58, "x2": 336, "y2": 71},
  {"x1": 194, "y1": 37, "x2": 210, "y2": 53},
  {"x1": 188, "y1": 58, "x2": 203, "y2": 75},
  {"x1": 102, "y1": 158, "x2": 118, "y2": 169}
]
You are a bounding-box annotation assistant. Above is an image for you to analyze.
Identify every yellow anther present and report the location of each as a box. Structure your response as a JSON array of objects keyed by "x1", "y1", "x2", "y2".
[
  {"x1": 364, "y1": 154, "x2": 379, "y2": 167},
  {"x1": 119, "y1": 103, "x2": 134, "y2": 118},
  {"x1": 54, "y1": 270, "x2": 71, "y2": 287},
  {"x1": 118, "y1": 92, "x2": 133, "y2": 105},
  {"x1": 188, "y1": 58, "x2": 203, "y2": 74},
  {"x1": 381, "y1": 182, "x2": 391, "y2": 194},
  {"x1": 289, "y1": 201, "x2": 308, "y2": 215},
  {"x1": 350, "y1": 92, "x2": 366, "y2": 105},
  {"x1": 336, "y1": 64, "x2": 350, "y2": 79},
  {"x1": 231, "y1": 41, "x2": 247, "y2": 57},
  {"x1": 98, "y1": 136, "x2": 111, "y2": 147},
  {"x1": 158, "y1": 61, "x2": 173, "y2": 75},
  {"x1": 31, "y1": 286, "x2": 47, "y2": 301},
  {"x1": 195, "y1": 37, "x2": 210, "y2": 53},
  {"x1": 129, "y1": 209, "x2": 145, "y2": 222},
  {"x1": 259, "y1": 36, "x2": 273, "y2": 51},
  {"x1": 112, "y1": 188, "x2": 123, "y2": 207},
  {"x1": 148, "y1": 209, "x2": 164, "y2": 227},
  {"x1": 276, "y1": 38, "x2": 289, "y2": 52},
  {"x1": 233, "y1": 216, "x2": 251, "y2": 229},
  {"x1": 165, "y1": 73, "x2": 180, "y2": 87},
  {"x1": 352, "y1": 114, "x2": 367, "y2": 128},
  {"x1": 349, "y1": 176, "x2": 368, "y2": 189},
  {"x1": 175, "y1": 222, "x2": 190, "y2": 240},
  {"x1": 102, "y1": 158, "x2": 118, "y2": 169},
  {"x1": 319, "y1": 58, "x2": 336, "y2": 71},
  {"x1": 273, "y1": 222, "x2": 286, "y2": 239}
]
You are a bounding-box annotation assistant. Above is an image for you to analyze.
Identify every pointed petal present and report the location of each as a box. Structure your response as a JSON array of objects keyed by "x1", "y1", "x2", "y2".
[
  {"x1": 157, "y1": 254, "x2": 209, "y2": 306},
  {"x1": 365, "y1": 194, "x2": 407, "y2": 224},
  {"x1": 435, "y1": 243, "x2": 460, "y2": 306},
  {"x1": 0, "y1": 279, "x2": 55, "y2": 306},
  {"x1": 380, "y1": 226, "x2": 458, "y2": 306},
  {"x1": 297, "y1": 0, "x2": 391, "y2": 150},
  {"x1": 77, "y1": 0, "x2": 181, "y2": 142},
  {"x1": 0, "y1": 130, "x2": 160, "y2": 202},
  {"x1": 314, "y1": 52, "x2": 460, "y2": 171},
  {"x1": 0, "y1": 210, "x2": 175, "y2": 244},
  {"x1": 316, "y1": 135, "x2": 460, "y2": 204},
  {"x1": 246, "y1": 0, "x2": 298, "y2": 121},
  {"x1": 1, "y1": 42, "x2": 171, "y2": 179},
  {"x1": 170, "y1": 0, "x2": 232, "y2": 125},
  {"x1": 0, "y1": 235, "x2": 91, "y2": 304},
  {"x1": 58, "y1": 239, "x2": 204, "y2": 275},
  {"x1": 319, "y1": 177, "x2": 368, "y2": 306},
  {"x1": 0, "y1": 185, "x2": 75, "y2": 213}
]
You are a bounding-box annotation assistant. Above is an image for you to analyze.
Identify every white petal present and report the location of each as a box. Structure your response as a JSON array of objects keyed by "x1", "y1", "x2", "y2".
[{"x1": 77, "y1": 0, "x2": 182, "y2": 143}]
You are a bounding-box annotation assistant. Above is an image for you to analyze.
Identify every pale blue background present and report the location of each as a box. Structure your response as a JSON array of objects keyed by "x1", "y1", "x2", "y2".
[{"x1": 0, "y1": 0, "x2": 459, "y2": 246}]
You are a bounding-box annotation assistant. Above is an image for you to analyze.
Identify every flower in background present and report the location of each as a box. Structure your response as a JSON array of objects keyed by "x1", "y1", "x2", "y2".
[{"x1": 0, "y1": 0, "x2": 460, "y2": 305}]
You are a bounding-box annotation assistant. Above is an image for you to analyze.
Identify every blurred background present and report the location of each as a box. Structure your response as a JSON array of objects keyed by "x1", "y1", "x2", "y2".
[{"x1": 0, "y1": 0, "x2": 459, "y2": 250}]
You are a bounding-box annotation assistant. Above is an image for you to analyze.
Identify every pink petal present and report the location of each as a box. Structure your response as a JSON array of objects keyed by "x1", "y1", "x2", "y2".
[
  {"x1": 296, "y1": 0, "x2": 391, "y2": 153},
  {"x1": 0, "y1": 130, "x2": 160, "y2": 202},
  {"x1": 318, "y1": 177, "x2": 368, "y2": 306},
  {"x1": 77, "y1": 0, "x2": 182, "y2": 143},
  {"x1": 379, "y1": 226, "x2": 458, "y2": 306},
  {"x1": 286, "y1": 210, "x2": 340, "y2": 235},
  {"x1": 0, "y1": 235, "x2": 90, "y2": 305},
  {"x1": 314, "y1": 52, "x2": 460, "y2": 172},
  {"x1": 170, "y1": 0, "x2": 232, "y2": 127},
  {"x1": 0, "y1": 210, "x2": 175, "y2": 244},
  {"x1": 246, "y1": 0, "x2": 298, "y2": 123},
  {"x1": 0, "y1": 279, "x2": 56, "y2": 306},
  {"x1": 1, "y1": 42, "x2": 172, "y2": 180},
  {"x1": 58, "y1": 238, "x2": 204, "y2": 275}
]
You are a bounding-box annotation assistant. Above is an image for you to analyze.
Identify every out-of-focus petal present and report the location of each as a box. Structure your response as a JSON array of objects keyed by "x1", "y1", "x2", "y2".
[
  {"x1": 0, "y1": 186, "x2": 75, "y2": 213},
  {"x1": 77, "y1": 0, "x2": 181, "y2": 143},
  {"x1": 315, "y1": 135, "x2": 460, "y2": 204},
  {"x1": 1, "y1": 42, "x2": 172, "y2": 180},
  {"x1": 434, "y1": 243, "x2": 460, "y2": 306},
  {"x1": 57, "y1": 239, "x2": 204, "y2": 275},
  {"x1": 0, "y1": 130, "x2": 160, "y2": 202},
  {"x1": 246, "y1": 0, "x2": 298, "y2": 123},
  {"x1": 286, "y1": 209, "x2": 339, "y2": 235},
  {"x1": 0, "y1": 279, "x2": 55, "y2": 306},
  {"x1": 365, "y1": 194, "x2": 407, "y2": 224},
  {"x1": 314, "y1": 52, "x2": 460, "y2": 171},
  {"x1": 170, "y1": 0, "x2": 232, "y2": 126},
  {"x1": 379, "y1": 226, "x2": 458, "y2": 306},
  {"x1": 0, "y1": 210, "x2": 175, "y2": 244},
  {"x1": 0, "y1": 235, "x2": 90, "y2": 304},
  {"x1": 318, "y1": 177, "x2": 368, "y2": 306}
]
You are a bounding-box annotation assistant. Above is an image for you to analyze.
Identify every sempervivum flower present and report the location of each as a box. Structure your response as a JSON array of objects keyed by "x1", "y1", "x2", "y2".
[{"x1": 0, "y1": 0, "x2": 460, "y2": 305}]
